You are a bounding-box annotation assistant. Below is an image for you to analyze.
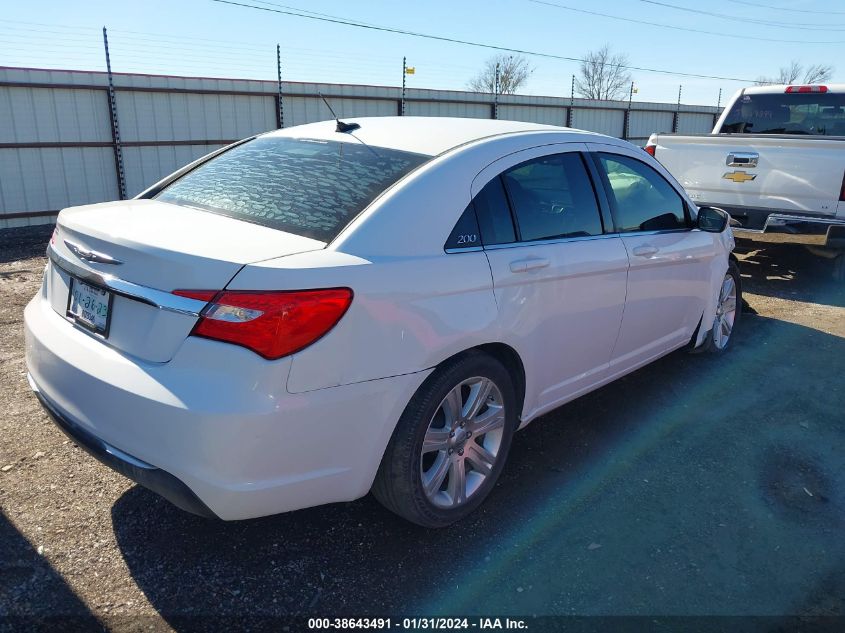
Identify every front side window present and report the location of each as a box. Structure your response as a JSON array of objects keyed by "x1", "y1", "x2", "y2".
[
  {"x1": 598, "y1": 154, "x2": 688, "y2": 233},
  {"x1": 502, "y1": 153, "x2": 603, "y2": 242},
  {"x1": 156, "y1": 136, "x2": 430, "y2": 242}
]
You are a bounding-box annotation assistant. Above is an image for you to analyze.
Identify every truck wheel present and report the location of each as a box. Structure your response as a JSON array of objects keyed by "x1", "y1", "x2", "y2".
[
  {"x1": 834, "y1": 254, "x2": 845, "y2": 283},
  {"x1": 372, "y1": 351, "x2": 518, "y2": 528},
  {"x1": 700, "y1": 260, "x2": 742, "y2": 354}
]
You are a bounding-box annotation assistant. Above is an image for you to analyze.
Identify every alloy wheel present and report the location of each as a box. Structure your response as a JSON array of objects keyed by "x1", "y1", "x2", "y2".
[
  {"x1": 419, "y1": 376, "x2": 506, "y2": 508},
  {"x1": 712, "y1": 273, "x2": 738, "y2": 350}
]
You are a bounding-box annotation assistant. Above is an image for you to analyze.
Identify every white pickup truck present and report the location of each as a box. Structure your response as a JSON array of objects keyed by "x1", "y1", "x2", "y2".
[{"x1": 646, "y1": 84, "x2": 845, "y2": 280}]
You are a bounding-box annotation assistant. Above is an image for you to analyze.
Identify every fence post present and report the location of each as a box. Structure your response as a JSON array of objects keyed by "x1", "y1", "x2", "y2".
[
  {"x1": 672, "y1": 84, "x2": 682, "y2": 133},
  {"x1": 492, "y1": 62, "x2": 500, "y2": 120},
  {"x1": 623, "y1": 81, "x2": 634, "y2": 140},
  {"x1": 400, "y1": 56, "x2": 406, "y2": 116},
  {"x1": 276, "y1": 44, "x2": 284, "y2": 129},
  {"x1": 713, "y1": 88, "x2": 722, "y2": 130},
  {"x1": 102, "y1": 27, "x2": 127, "y2": 200},
  {"x1": 566, "y1": 74, "x2": 574, "y2": 128}
]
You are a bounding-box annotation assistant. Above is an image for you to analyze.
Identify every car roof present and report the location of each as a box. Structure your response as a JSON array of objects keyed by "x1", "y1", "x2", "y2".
[{"x1": 265, "y1": 116, "x2": 612, "y2": 156}]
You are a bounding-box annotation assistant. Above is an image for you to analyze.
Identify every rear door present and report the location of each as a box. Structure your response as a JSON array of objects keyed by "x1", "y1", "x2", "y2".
[
  {"x1": 474, "y1": 144, "x2": 629, "y2": 414},
  {"x1": 588, "y1": 144, "x2": 719, "y2": 372}
]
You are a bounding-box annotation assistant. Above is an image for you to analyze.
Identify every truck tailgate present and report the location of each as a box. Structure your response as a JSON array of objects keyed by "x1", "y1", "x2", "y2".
[{"x1": 652, "y1": 134, "x2": 845, "y2": 216}]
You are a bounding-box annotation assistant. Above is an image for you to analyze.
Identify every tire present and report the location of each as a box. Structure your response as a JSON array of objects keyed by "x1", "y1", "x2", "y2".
[
  {"x1": 699, "y1": 259, "x2": 742, "y2": 354},
  {"x1": 372, "y1": 351, "x2": 518, "y2": 527},
  {"x1": 834, "y1": 253, "x2": 845, "y2": 283}
]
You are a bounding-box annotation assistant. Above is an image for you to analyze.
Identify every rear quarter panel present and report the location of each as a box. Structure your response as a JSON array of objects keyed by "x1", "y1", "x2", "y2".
[{"x1": 229, "y1": 250, "x2": 500, "y2": 393}]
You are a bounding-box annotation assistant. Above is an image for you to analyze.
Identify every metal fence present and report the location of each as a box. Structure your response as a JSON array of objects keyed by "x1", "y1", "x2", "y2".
[{"x1": 0, "y1": 66, "x2": 720, "y2": 229}]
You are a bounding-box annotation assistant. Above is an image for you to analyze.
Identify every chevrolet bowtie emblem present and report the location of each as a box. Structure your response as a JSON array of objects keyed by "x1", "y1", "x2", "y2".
[{"x1": 723, "y1": 170, "x2": 756, "y2": 183}]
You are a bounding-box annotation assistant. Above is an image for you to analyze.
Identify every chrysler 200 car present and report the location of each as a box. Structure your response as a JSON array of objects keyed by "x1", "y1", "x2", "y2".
[{"x1": 25, "y1": 117, "x2": 739, "y2": 527}]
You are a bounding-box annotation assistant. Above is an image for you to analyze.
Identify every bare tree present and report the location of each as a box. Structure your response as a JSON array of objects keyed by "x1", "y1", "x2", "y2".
[
  {"x1": 803, "y1": 63, "x2": 833, "y2": 84},
  {"x1": 778, "y1": 60, "x2": 804, "y2": 84},
  {"x1": 755, "y1": 60, "x2": 833, "y2": 85},
  {"x1": 574, "y1": 45, "x2": 633, "y2": 101},
  {"x1": 467, "y1": 54, "x2": 533, "y2": 94}
]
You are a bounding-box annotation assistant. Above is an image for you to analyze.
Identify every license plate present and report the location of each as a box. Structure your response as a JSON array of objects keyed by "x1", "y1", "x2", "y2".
[{"x1": 67, "y1": 277, "x2": 112, "y2": 336}]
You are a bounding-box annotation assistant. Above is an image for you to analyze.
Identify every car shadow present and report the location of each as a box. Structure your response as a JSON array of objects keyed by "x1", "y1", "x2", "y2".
[
  {"x1": 734, "y1": 240, "x2": 845, "y2": 309},
  {"x1": 111, "y1": 309, "x2": 845, "y2": 621},
  {"x1": 0, "y1": 508, "x2": 101, "y2": 629}
]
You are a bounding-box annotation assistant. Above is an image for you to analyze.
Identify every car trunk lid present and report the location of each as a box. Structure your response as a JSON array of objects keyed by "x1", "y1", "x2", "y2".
[{"x1": 47, "y1": 199, "x2": 325, "y2": 362}]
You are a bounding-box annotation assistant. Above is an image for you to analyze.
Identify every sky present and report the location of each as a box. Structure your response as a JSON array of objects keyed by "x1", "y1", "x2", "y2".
[{"x1": 2, "y1": 0, "x2": 843, "y2": 107}]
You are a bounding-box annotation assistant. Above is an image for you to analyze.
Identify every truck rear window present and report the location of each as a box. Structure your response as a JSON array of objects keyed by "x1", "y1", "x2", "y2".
[
  {"x1": 720, "y1": 92, "x2": 845, "y2": 136},
  {"x1": 156, "y1": 136, "x2": 430, "y2": 242}
]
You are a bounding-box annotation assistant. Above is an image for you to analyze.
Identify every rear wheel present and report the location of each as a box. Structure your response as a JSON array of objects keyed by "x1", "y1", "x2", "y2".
[
  {"x1": 700, "y1": 260, "x2": 742, "y2": 354},
  {"x1": 372, "y1": 352, "x2": 517, "y2": 527}
]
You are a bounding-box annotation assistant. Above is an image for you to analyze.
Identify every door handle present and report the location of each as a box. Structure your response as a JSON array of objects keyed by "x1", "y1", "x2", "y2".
[
  {"x1": 726, "y1": 151, "x2": 758, "y2": 168},
  {"x1": 632, "y1": 245, "x2": 659, "y2": 258},
  {"x1": 509, "y1": 257, "x2": 550, "y2": 273}
]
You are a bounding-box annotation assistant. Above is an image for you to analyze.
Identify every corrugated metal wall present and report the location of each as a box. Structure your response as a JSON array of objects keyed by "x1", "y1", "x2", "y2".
[
  {"x1": 0, "y1": 66, "x2": 720, "y2": 228},
  {"x1": 677, "y1": 112, "x2": 720, "y2": 135},
  {"x1": 570, "y1": 107, "x2": 625, "y2": 138},
  {"x1": 115, "y1": 91, "x2": 275, "y2": 142},
  {"x1": 497, "y1": 105, "x2": 566, "y2": 126}
]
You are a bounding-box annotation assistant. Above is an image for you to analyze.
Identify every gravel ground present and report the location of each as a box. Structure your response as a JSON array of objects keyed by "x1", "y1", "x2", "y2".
[{"x1": 1, "y1": 226, "x2": 843, "y2": 630}]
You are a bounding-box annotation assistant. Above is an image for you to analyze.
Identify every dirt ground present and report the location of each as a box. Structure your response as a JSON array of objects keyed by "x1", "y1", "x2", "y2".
[{"x1": 1, "y1": 226, "x2": 843, "y2": 630}]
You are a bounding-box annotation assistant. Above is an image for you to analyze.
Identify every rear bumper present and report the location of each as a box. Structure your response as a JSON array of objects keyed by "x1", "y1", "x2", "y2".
[
  {"x1": 30, "y1": 375, "x2": 217, "y2": 519},
  {"x1": 24, "y1": 292, "x2": 429, "y2": 520},
  {"x1": 714, "y1": 207, "x2": 845, "y2": 248}
]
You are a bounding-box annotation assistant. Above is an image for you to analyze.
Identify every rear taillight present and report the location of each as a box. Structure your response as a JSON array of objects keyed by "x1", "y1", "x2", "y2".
[
  {"x1": 644, "y1": 144, "x2": 656, "y2": 157},
  {"x1": 785, "y1": 85, "x2": 828, "y2": 94},
  {"x1": 173, "y1": 288, "x2": 353, "y2": 360}
]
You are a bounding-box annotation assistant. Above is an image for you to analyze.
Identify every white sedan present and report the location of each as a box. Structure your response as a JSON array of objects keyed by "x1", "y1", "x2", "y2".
[{"x1": 25, "y1": 117, "x2": 740, "y2": 527}]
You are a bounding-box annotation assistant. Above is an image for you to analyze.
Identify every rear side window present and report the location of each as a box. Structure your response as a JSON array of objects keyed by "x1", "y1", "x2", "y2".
[
  {"x1": 156, "y1": 136, "x2": 430, "y2": 242},
  {"x1": 473, "y1": 177, "x2": 516, "y2": 245},
  {"x1": 720, "y1": 92, "x2": 845, "y2": 136},
  {"x1": 597, "y1": 153, "x2": 688, "y2": 232},
  {"x1": 444, "y1": 206, "x2": 482, "y2": 250},
  {"x1": 502, "y1": 153, "x2": 603, "y2": 241}
]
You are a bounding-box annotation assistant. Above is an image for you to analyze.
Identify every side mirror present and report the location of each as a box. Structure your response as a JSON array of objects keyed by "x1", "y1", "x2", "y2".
[{"x1": 697, "y1": 206, "x2": 729, "y2": 233}]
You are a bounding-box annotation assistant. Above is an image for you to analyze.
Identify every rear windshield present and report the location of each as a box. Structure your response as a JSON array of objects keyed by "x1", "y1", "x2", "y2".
[
  {"x1": 155, "y1": 136, "x2": 430, "y2": 242},
  {"x1": 720, "y1": 92, "x2": 845, "y2": 136}
]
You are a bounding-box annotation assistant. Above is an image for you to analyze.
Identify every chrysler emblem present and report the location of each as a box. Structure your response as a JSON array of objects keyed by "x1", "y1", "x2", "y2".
[{"x1": 64, "y1": 240, "x2": 123, "y2": 265}]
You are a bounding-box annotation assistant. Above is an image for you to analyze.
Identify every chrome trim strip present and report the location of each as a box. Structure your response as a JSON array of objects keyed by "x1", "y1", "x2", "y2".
[
  {"x1": 478, "y1": 227, "x2": 695, "y2": 252},
  {"x1": 47, "y1": 244, "x2": 207, "y2": 317},
  {"x1": 483, "y1": 233, "x2": 621, "y2": 251},
  {"x1": 444, "y1": 246, "x2": 484, "y2": 254}
]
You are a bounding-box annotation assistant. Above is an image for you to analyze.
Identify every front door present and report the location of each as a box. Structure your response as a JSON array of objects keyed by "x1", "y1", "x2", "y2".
[{"x1": 588, "y1": 144, "x2": 719, "y2": 373}]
